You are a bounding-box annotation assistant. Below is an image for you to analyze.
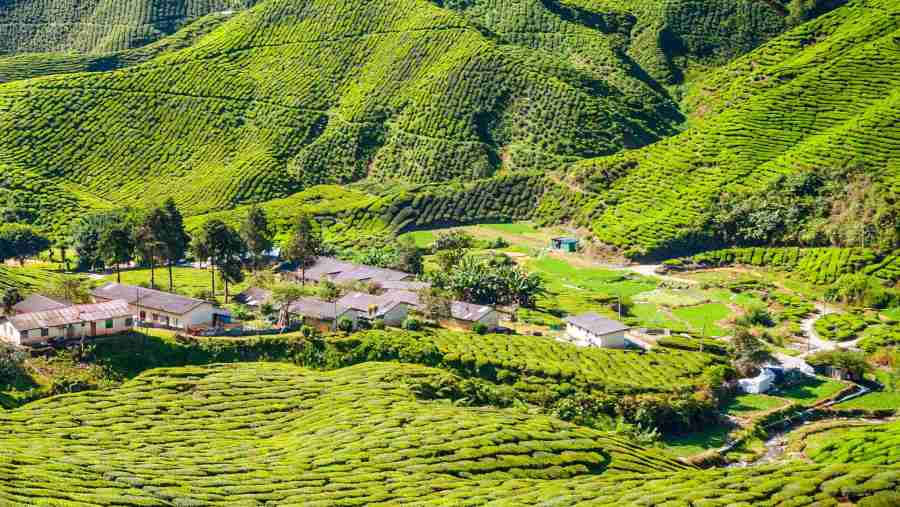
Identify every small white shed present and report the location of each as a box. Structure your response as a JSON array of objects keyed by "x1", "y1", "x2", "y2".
[{"x1": 564, "y1": 313, "x2": 629, "y2": 349}]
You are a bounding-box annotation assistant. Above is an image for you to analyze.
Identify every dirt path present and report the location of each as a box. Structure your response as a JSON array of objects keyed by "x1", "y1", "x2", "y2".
[
  {"x1": 798, "y1": 303, "x2": 863, "y2": 356},
  {"x1": 624, "y1": 264, "x2": 699, "y2": 286}
]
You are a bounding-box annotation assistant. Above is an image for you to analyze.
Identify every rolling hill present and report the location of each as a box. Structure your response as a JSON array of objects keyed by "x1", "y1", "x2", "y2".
[
  {"x1": 0, "y1": 361, "x2": 897, "y2": 505},
  {"x1": 0, "y1": 0, "x2": 255, "y2": 55},
  {"x1": 564, "y1": 0, "x2": 900, "y2": 258},
  {"x1": 0, "y1": 0, "x2": 894, "y2": 258},
  {"x1": 0, "y1": 0, "x2": 805, "y2": 237}
]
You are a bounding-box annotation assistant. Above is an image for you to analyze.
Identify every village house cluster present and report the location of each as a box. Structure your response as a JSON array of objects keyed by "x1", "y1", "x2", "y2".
[{"x1": 239, "y1": 256, "x2": 500, "y2": 332}]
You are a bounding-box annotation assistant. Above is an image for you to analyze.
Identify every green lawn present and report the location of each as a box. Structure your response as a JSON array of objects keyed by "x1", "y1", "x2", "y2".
[
  {"x1": 105, "y1": 266, "x2": 249, "y2": 303},
  {"x1": 672, "y1": 303, "x2": 731, "y2": 337},
  {"x1": 402, "y1": 230, "x2": 437, "y2": 248},
  {"x1": 661, "y1": 424, "x2": 733, "y2": 457},
  {"x1": 776, "y1": 377, "x2": 847, "y2": 406},
  {"x1": 724, "y1": 394, "x2": 790, "y2": 416},
  {"x1": 478, "y1": 222, "x2": 539, "y2": 235}
]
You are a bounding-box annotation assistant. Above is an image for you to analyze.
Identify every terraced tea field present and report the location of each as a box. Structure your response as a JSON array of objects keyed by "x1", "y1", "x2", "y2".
[
  {"x1": 1, "y1": 361, "x2": 898, "y2": 505},
  {"x1": 0, "y1": 362, "x2": 687, "y2": 504},
  {"x1": 569, "y1": 0, "x2": 900, "y2": 257},
  {"x1": 805, "y1": 421, "x2": 900, "y2": 466},
  {"x1": 0, "y1": 0, "x2": 253, "y2": 54}
]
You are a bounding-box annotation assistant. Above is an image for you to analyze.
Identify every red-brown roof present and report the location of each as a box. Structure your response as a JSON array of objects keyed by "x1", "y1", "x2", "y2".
[{"x1": 8, "y1": 300, "x2": 132, "y2": 331}]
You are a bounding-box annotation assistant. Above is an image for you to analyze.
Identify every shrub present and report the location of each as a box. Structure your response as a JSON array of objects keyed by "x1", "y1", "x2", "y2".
[
  {"x1": 337, "y1": 318, "x2": 354, "y2": 333},
  {"x1": 472, "y1": 323, "x2": 488, "y2": 335},
  {"x1": 372, "y1": 319, "x2": 386, "y2": 330},
  {"x1": 403, "y1": 318, "x2": 422, "y2": 331},
  {"x1": 737, "y1": 306, "x2": 775, "y2": 327},
  {"x1": 432, "y1": 230, "x2": 474, "y2": 251},
  {"x1": 0, "y1": 344, "x2": 27, "y2": 385}
]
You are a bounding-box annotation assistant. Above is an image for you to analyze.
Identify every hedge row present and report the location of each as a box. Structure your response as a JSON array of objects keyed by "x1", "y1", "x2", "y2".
[{"x1": 669, "y1": 247, "x2": 900, "y2": 285}]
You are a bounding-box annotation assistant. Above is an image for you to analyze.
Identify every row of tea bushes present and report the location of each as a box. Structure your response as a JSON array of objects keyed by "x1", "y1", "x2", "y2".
[
  {"x1": 0, "y1": 361, "x2": 897, "y2": 505},
  {"x1": 667, "y1": 247, "x2": 900, "y2": 285}
]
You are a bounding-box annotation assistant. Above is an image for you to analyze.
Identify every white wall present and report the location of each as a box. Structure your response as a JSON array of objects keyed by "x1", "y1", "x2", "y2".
[
  {"x1": 381, "y1": 304, "x2": 409, "y2": 327},
  {"x1": 1, "y1": 317, "x2": 133, "y2": 347},
  {"x1": 566, "y1": 323, "x2": 627, "y2": 349},
  {"x1": 131, "y1": 303, "x2": 219, "y2": 330},
  {"x1": 478, "y1": 311, "x2": 500, "y2": 330}
]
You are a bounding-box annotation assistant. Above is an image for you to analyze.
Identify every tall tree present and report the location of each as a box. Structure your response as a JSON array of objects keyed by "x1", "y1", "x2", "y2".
[
  {"x1": 191, "y1": 219, "x2": 246, "y2": 302},
  {"x1": 394, "y1": 236, "x2": 424, "y2": 274},
  {"x1": 99, "y1": 222, "x2": 135, "y2": 284},
  {"x1": 1, "y1": 288, "x2": 23, "y2": 316},
  {"x1": 282, "y1": 213, "x2": 322, "y2": 285},
  {"x1": 271, "y1": 282, "x2": 305, "y2": 328},
  {"x1": 0, "y1": 224, "x2": 51, "y2": 266},
  {"x1": 47, "y1": 277, "x2": 92, "y2": 304},
  {"x1": 70, "y1": 211, "x2": 115, "y2": 272},
  {"x1": 160, "y1": 199, "x2": 190, "y2": 292},
  {"x1": 240, "y1": 205, "x2": 274, "y2": 272},
  {"x1": 134, "y1": 207, "x2": 168, "y2": 289}
]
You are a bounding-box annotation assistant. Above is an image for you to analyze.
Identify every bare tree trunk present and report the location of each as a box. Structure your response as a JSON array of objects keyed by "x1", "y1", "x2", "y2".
[
  {"x1": 224, "y1": 278, "x2": 229, "y2": 304},
  {"x1": 210, "y1": 260, "x2": 216, "y2": 301},
  {"x1": 116, "y1": 263, "x2": 121, "y2": 284},
  {"x1": 168, "y1": 261, "x2": 174, "y2": 292},
  {"x1": 150, "y1": 258, "x2": 156, "y2": 289}
]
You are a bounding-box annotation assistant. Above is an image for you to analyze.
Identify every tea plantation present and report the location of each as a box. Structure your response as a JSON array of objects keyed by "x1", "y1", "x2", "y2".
[
  {"x1": 569, "y1": 0, "x2": 900, "y2": 258},
  {"x1": 0, "y1": 0, "x2": 255, "y2": 54},
  {"x1": 2, "y1": 361, "x2": 899, "y2": 506},
  {"x1": 807, "y1": 421, "x2": 900, "y2": 466},
  {"x1": 0, "y1": 0, "x2": 850, "y2": 242}
]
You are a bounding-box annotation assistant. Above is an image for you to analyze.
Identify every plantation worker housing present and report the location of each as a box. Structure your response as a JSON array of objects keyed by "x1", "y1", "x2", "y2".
[
  {"x1": 293, "y1": 257, "x2": 413, "y2": 286},
  {"x1": 0, "y1": 300, "x2": 134, "y2": 347},
  {"x1": 91, "y1": 283, "x2": 231, "y2": 331},
  {"x1": 564, "y1": 313, "x2": 630, "y2": 348}
]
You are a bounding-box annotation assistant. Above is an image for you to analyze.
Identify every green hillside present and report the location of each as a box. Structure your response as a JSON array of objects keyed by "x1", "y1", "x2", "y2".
[
  {"x1": 565, "y1": 0, "x2": 900, "y2": 258},
  {"x1": 1, "y1": 361, "x2": 898, "y2": 505},
  {"x1": 0, "y1": 0, "x2": 254, "y2": 55},
  {"x1": 0, "y1": 0, "x2": 813, "y2": 236},
  {"x1": 0, "y1": 11, "x2": 236, "y2": 84}
]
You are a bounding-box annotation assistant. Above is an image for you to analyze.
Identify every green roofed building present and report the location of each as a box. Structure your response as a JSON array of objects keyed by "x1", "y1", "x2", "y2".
[{"x1": 551, "y1": 237, "x2": 579, "y2": 253}]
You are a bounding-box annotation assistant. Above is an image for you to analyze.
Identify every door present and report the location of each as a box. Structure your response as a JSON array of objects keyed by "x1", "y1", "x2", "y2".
[{"x1": 90, "y1": 322, "x2": 96, "y2": 337}]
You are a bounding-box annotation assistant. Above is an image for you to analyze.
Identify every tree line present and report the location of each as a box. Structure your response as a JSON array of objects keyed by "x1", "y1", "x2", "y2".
[{"x1": 1, "y1": 199, "x2": 324, "y2": 303}]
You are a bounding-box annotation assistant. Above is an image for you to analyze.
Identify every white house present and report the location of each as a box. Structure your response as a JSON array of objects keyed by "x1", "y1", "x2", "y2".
[
  {"x1": 337, "y1": 292, "x2": 410, "y2": 327},
  {"x1": 91, "y1": 283, "x2": 231, "y2": 331},
  {"x1": 0, "y1": 300, "x2": 134, "y2": 347},
  {"x1": 738, "y1": 368, "x2": 776, "y2": 394},
  {"x1": 564, "y1": 313, "x2": 629, "y2": 348}
]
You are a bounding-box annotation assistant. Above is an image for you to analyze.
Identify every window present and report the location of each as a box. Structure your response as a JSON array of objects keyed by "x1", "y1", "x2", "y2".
[
  {"x1": 105, "y1": 319, "x2": 114, "y2": 329},
  {"x1": 21, "y1": 330, "x2": 28, "y2": 339},
  {"x1": 41, "y1": 328, "x2": 49, "y2": 337},
  {"x1": 125, "y1": 318, "x2": 134, "y2": 327}
]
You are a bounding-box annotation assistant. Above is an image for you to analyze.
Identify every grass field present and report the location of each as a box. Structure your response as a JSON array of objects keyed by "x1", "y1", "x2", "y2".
[
  {"x1": 776, "y1": 377, "x2": 847, "y2": 406},
  {"x1": 103, "y1": 266, "x2": 249, "y2": 303},
  {"x1": 724, "y1": 394, "x2": 790, "y2": 416}
]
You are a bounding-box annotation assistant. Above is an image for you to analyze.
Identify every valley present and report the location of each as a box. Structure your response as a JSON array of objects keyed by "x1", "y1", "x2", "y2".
[{"x1": 0, "y1": 0, "x2": 898, "y2": 505}]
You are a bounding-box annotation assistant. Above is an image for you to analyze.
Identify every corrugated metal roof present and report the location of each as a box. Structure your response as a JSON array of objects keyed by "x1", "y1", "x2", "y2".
[
  {"x1": 13, "y1": 294, "x2": 72, "y2": 315},
  {"x1": 91, "y1": 283, "x2": 208, "y2": 315},
  {"x1": 564, "y1": 313, "x2": 629, "y2": 336},
  {"x1": 299, "y1": 257, "x2": 412, "y2": 285},
  {"x1": 336, "y1": 292, "x2": 404, "y2": 317},
  {"x1": 234, "y1": 287, "x2": 271, "y2": 306},
  {"x1": 287, "y1": 297, "x2": 349, "y2": 321},
  {"x1": 378, "y1": 280, "x2": 431, "y2": 292},
  {"x1": 8, "y1": 300, "x2": 132, "y2": 331},
  {"x1": 451, "y1": 301, "x2": 493, "y2": 322},
  {"x1": 382, "y1": 289, "x2": 421, "y2": 308}
]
